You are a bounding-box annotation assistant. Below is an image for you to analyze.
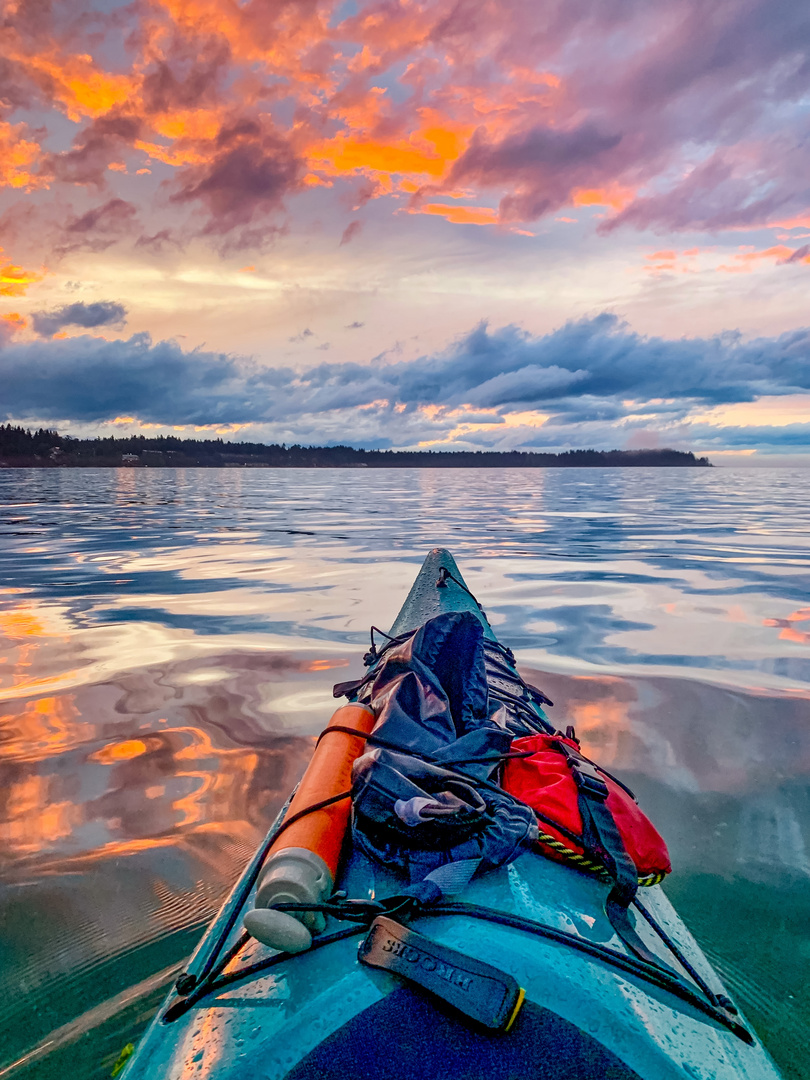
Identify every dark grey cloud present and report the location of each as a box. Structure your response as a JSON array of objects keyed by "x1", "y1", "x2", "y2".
[
  {"x1": 339, "y1": 220, "x2": 363, "y2": 246},
  {"x1": 135, "y1": 229, "x2": 183, "y2": 253},
  {"x1": 44, "y1": 113, "x2": 142, "y2": 188},
  {"x1": 448, "y1": 123, "x2": 622, "y2": 222},
  {"x1": 0, "y1": 333, "x2": 291, "y2": 425},
  {"x1": 1, "y1": 317, "x2": 809, "y2": 450},
  {"x1": 463, "y1": 364, "x2": 588, "y2": 406},
  {"x1": 31, "y1": 300, "x2": 128, "y2": 337},
  {"x1": 169, "y1": 119, "x2": 303, "y2": 243},
  {"x1": 289, "y1": 328, "x2": 315, "y2": 343},
  {"x1": 57, "y1": 199, "x2": 138, "y2": 254},
  {"x1": 140, "y1": 40, "x2": 231, "y2": 115}
]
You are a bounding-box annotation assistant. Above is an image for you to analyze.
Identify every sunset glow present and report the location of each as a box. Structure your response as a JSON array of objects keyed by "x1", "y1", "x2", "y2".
[{"x1": 0, "y1": 0, "x2": 808, "y2": 457}]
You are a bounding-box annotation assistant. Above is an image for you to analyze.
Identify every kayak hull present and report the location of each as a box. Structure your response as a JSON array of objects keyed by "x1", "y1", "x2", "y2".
[{"x1": 123, "y1": 550, "x2": 782, "y2": 1080}]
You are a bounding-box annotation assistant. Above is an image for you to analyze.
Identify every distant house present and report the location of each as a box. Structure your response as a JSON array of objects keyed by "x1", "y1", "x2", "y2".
[{"x1": 121, "y1": 454, "x2": 139, "y2": 466}]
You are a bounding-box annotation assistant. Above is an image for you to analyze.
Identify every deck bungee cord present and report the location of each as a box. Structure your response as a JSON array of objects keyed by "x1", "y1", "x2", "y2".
[
  {"x1": 165, "y1": 910, "x2": 753, "y2": 1044},
  {"x1": 164, "y1": 711, "x2": 750, "y2": 1044},
  {"x1": 167, "y1": 571, "x2": 728, "y2": 1031},
  {"x1": 161, "y1": 781, "x2": 751, "y2": 1044}
]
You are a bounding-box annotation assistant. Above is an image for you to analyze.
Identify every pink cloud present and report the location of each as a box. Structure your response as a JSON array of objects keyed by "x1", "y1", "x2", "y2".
[{"x1": 2, "y1": 0, "x2": 810, "y2": 259}]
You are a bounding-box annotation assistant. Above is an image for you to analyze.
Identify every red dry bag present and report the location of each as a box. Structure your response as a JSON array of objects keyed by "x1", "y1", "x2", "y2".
[{"x1": 502, "y1": 733, "x2": 671, "y2": 882}]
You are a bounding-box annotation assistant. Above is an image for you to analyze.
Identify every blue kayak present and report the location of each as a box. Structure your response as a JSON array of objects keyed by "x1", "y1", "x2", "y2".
[{"x1": 123, "y1": 549, "x2": 782, "y2": 1080}]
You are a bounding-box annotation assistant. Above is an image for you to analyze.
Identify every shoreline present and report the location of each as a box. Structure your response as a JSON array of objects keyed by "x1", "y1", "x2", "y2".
[
  {"x1": 0, "y1": 459, "x2": 712, "y2": 469},
  {"x1": 0, "y1": 427, "x2": 711, "y2": 469}
]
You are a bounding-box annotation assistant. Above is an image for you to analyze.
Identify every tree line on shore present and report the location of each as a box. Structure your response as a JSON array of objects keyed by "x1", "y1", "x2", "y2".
[{"x1": 0, "y1": 425, "x2": 711, "y2": 468}]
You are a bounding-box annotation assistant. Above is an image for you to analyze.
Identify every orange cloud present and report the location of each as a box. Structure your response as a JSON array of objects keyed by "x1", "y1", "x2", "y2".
[
  {"x1": 0, "y1": 253, "x2": 45, "y2": 297},
  {"x1": 1, "y1": 312, "x2": 26, "y2": 331},
  {"x1": 767, "y1": 213, "x2": 810, "y2": 230},
  {"x1": 0, "y1": 120, "x2": 48, "y2": 190},
  {"x1": 508, "y1": 67, "x2": 561, "y2": 90},
  {"x1": 0, "y1": 0, "x2": 576, "y2": 239},
  {"x1": 302, "y1": 172, "x2": 332, "y2": 187},
  {"x1": 716, "y1": 245, "x2": 810, "y2": 272},
  {"x1": 336, "y1": 3, "x2": 435, "y2": 56},
  {"x1": 133, "y1": 139, "x2": 210, "y2": 167},
  {"x1": 643, "y1": 251, "x2": 689, "y2": 274},
  {"x1": 306, "y1": 107, "x2": 477, "y2": 205},
  {"x1": 418, "y1": 120, "x2": 469, "y2": 164},
  {"x1": 20, "y1": 51, "x2": 136, "y2": 122},
  {"x1": 411, "y1": 203, "x2": 499, "y2": 226},
  {"x1": 735, "y1": 245, "x2": 793, "y2": 263},
  {"x1": 151, "y1": 108, "x2": 223, "y2": 142},
  {"x1": 642, "y1": 246, "x2": 716, "y2": 274},
  {"x1": 573, "y1": 186, "x2": 635, "y2": 211},
  {"x1": 312, "y1": 134, "x2": 450, "y2": 180}
]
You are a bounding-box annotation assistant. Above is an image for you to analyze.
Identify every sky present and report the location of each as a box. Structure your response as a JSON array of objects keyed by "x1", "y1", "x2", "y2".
[{"x1": 1, "y1": 0, "x2": 809, "y2": 461}]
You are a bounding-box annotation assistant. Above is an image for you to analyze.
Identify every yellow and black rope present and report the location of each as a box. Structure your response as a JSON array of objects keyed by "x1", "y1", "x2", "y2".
[{"x1": 535, "y1": 826, "x2": 666, "y2": 887}]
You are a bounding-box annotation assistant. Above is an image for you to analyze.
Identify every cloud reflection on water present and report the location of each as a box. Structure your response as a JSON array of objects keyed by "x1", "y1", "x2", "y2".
[{"x1": 0, "y1": 466, "x2": 808, "y2": 1078}]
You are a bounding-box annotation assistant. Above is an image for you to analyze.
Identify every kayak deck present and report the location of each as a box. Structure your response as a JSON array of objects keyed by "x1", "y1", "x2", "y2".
[{"x1": 123, "y1": 550, "x2": 782, "y2": 1080}]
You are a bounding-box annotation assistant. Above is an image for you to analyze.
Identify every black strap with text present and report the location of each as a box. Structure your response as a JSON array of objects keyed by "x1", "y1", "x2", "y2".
[{"x1": 358, "y1": 916, "x2": 525, "y2": 1032}]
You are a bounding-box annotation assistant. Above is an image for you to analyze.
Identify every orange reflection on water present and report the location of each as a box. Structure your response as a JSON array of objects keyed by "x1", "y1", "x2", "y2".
[
  {"x1": 0, "y1": 602, "x2": 51, "y2": 689},
  {"x1": 0, "y1": 604, "x2": 50, "y2": 638},
  {"x1": 0, "y1": 598, "x2": 86, "y2": 699},
  {"x1": 173, "y1": 771, "x2": 216, "y2": 827},
  {"x1": 764, "y1": 607, "x2": 810, "y2": 645},
  {"x1": 1, "y1": 613, "x2": 326, "y2": 865},
  {"x1": 2, "y1": 772, "x2": 80, "y2": 855},
  {"x1": 89, "y1": 738, "x2": 149, "y2": 763},
  {"x1": 14, "y1": 825, "x2": 252, "y2": 872},
  {"x1": 1, "y1": 694, "x2": 90, "y2": 762},
  {"x1": 168, "y1": 726, "x2": 263, "y2": 827},
  {"x1": 1, "y1": 708, "x2": 300, "y2": 861},
  {"x1": 558, "y1": 674, "x2": 636, "y2": 770},
  {"x1": 303, "y1": 658, "x2": 349, "y2": 672}
]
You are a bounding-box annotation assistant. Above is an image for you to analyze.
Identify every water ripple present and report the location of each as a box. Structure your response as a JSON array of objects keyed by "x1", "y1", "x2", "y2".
[{"x1": 0, "y1": 466, "x2": 808, "y2": 1079}]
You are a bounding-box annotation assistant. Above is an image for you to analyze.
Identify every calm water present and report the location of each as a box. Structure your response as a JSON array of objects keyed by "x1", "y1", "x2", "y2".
[{"x1": 1, "y1": 467, "x2": 808, "y2": 1079}]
